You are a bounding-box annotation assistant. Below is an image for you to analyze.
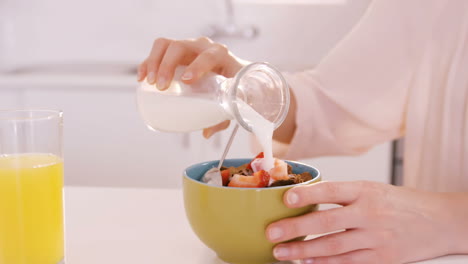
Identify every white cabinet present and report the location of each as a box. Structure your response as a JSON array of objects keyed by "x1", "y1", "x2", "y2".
[{"x1": 0, "y1": 89, "x2": 22, "y2": 108}]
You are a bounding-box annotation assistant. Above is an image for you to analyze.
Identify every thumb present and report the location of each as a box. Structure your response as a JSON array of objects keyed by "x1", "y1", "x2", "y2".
[{"x1": 203, "y1": 120, "x2": 231, "y2": 139}]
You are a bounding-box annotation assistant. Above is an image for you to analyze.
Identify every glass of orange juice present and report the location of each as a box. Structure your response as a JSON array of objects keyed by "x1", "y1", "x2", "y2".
[{"x1": 0, "y1": 110, "x2": 64, "y2": 264}]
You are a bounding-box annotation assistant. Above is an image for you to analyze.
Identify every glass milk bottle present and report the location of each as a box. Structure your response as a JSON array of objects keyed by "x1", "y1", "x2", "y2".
[{"x1": 136, "y1": 62, "x2": 289, "y2": 133}]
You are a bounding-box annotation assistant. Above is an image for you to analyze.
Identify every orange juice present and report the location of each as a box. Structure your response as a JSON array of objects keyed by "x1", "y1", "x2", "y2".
[{"x1": 0, "y1": 154, "x2": 64, "y2": 264}]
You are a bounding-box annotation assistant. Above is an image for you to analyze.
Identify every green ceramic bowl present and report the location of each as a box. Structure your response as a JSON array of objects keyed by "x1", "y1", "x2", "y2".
[{"x1": 183, "y1": 159, "x2": 321, "y2": 264}]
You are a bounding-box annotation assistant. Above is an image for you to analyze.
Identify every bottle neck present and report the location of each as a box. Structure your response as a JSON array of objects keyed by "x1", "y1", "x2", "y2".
[
  {"x1": 220, "y1": 62, "x2": 290, "y2": 133},
  {"x1": 219, "y1": 74, "x2": 254, "y2": 133}
]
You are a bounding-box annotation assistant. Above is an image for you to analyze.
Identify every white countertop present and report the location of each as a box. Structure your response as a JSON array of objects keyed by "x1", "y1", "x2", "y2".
[{"x1": 64, "y1": 187, "x2": 468, "y2": 264}]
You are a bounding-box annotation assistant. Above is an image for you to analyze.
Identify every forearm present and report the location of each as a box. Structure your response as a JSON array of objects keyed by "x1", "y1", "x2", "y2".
[{"x1": 273, "y1": 87, "x2": 297, "y2": 144}]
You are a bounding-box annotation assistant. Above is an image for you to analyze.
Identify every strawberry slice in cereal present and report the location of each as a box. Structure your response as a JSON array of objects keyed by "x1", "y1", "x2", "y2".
[
  {"x1": 228, "y1": 170, "x2": 270, "y2": 188},
  {"x1": 206, "y1": 153, "x2": 313, "y2": 188}
]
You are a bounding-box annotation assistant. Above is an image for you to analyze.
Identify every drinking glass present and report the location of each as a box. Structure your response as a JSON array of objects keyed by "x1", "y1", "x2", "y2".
[{"x1": 0, "y1": 110, "x2": 64, "y2": 264}]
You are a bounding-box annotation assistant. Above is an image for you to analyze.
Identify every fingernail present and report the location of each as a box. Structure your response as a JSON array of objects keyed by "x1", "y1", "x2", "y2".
[
  {"x1": 268, "y1": 227, "x2": 284, "y2": 241},
  {"x1": 301, "y1": 258, "x2": 315, "y2": 264},
  {"x1": 287, "y1": 191, "x2": 299, "y2": 205},
  {"x1": 181, "y1": 71, "x2": 193, "y2": 81},
  {"x1": 273, "y1": 246, "x2": 290, "y2": 258},
  {"x1": 147, "y1": 72, "x2": 156, "y2": 84},
  {"x1": 157, "y1": 76, "x2": 167, "y2": 90}
]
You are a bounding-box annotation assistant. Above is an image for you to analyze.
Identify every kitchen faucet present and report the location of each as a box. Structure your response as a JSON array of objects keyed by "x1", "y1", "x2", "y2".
[{"x1": 203, "y1": 0, "x2": 258, "y2": 40}]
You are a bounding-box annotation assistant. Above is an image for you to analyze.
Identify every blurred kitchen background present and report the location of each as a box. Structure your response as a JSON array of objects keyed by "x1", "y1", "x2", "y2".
[{"x1": 0, "y1": 0, "x2": 403, "y2": 188}]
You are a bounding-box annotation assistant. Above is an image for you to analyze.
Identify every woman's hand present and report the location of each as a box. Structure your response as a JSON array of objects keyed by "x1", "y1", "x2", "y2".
[
  {"x1": 138, "y1": 37, "x2": 249, "y2": 137},
  {"x1": 138, "y1": 37, "x2": 246, "y2": 88},
  {"x1": 266, "y1": 181, "x2": 468, "y2": 264}
]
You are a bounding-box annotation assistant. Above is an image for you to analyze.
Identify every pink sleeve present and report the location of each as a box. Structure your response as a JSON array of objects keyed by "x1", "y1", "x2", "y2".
[{"x1": 281, "y1": 0, "x2": 431, "y2": 160}]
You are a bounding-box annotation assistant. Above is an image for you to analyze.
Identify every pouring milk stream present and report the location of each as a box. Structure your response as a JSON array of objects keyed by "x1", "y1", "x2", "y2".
[{"x1": 237, "y1": 101, "x2": 275, "y2": 171}]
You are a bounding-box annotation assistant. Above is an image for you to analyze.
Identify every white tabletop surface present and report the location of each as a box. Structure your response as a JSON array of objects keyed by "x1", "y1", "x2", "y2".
[{"x1": 64, "y1": 187, "x2": 468, "y2": 264}]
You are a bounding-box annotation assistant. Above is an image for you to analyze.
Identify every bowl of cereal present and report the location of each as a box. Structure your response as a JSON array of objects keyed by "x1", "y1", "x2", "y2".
[{"x1": 183, "y1": 154, "x2": 321, "y2": 264}]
